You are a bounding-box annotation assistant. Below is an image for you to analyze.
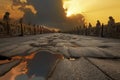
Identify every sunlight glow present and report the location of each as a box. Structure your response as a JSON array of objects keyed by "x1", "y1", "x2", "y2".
[
  {"x1": 63, "y1": 0, "x2": 120, "y2": 25},
  {"x1": 20, "y1": 0, "x2": 27, "y2": 3},
  {"x1": 63, "y1": 0, "x2": 82, "y2": 17},
  {"x1": 66, "y1": 11, "x2": 72, "y2": 17}
]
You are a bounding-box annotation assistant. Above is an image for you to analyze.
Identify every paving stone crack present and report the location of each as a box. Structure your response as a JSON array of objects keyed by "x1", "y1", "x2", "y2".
[{"x1": 84, "y1": 57, "x2": 116, "y2": 80}]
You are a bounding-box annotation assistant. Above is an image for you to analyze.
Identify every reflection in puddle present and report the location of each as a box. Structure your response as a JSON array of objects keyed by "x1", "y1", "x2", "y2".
[
  {"x1": 0, "y1": 60, "x2": 10, "y2": 64},
  {"x1": 0, "y1": 51, "x2": 63, "y2": 80},
  {"x1": 69, "y1": 58, "x2": 76, "y2": 61},
  {"x1": 0, "y1": 61, "x2": 27, "y2": 80}
]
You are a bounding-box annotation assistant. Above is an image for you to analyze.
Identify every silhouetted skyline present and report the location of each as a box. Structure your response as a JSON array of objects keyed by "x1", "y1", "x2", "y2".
[{"x1": 0, "y1": 0, "x2": 120, "y2": 30}]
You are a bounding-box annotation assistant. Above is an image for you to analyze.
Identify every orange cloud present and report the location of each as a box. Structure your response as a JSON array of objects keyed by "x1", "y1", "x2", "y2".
[
  {"x1": 20, "y1": 0, "x2": 27, "y2": 3},
  {"x1": 25, "y1": 5, "x2": 37, "y2": 14},
  {"x1": 0, "y1": 0, "x2": 37, "y2": 19}
]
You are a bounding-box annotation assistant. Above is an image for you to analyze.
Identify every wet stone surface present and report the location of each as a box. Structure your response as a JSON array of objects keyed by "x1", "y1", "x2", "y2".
[
  {"x1": 0, "y1": 51, "x2": 63, "y2": 80},
  {"x1": 0, "y1": 33, "x2": 120, "y2": 80},
  {"x1": 27, "y1": 51, "x2": 61, "y2": 78}
]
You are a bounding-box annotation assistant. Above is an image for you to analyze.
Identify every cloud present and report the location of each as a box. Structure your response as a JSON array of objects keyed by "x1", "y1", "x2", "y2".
[
  {"x1": 23, "y1": 0, "x2": 85, "y2": 31},
  {"x1": 0, "y1": 0, "x2": 37, "y2": 19},
  {"x1": 12, "y1": 0, "x2": 37, "y2": 15},
  {"x1": 24, "y1": 0, "x2": 66, "y2": 23},
  {"x1": 0, "y1": 0, "x2": 85, "y2": 31},
  {"x1": 20, "y1": 0, "x2": 27, "y2": 3},
  {"x1": 24, "y1": 5, "x2": 37, "y2": 14}
]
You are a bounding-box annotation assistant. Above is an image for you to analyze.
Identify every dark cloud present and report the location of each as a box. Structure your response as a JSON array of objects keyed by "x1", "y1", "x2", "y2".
[
  {"x1": 24, "y1": 0, "x2": 66, "y2": 23},
  {"x1": 24, "y1": 0, "x2": 85, "y2": 31}
]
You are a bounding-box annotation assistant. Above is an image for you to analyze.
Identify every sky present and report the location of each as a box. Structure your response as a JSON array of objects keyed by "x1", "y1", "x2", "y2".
[
  {"x1": 0, "y1": 0, "x2": 120, "y2": 30},
  {"x1": 63, "y1": 0, "x2": 120, "y2": 25},
  {"x1": 0, "y1": 0, "x2": 37, "y2": 19}
]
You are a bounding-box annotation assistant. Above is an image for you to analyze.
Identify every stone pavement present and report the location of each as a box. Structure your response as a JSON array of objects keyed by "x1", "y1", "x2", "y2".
[{"x1": 0, "y1": 33, "x2": 120, "y2": 80}]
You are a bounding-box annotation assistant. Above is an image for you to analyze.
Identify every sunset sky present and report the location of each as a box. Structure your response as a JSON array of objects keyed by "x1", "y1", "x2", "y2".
[
  {"x1": 63, "y1": 0, "x2": 120, "y2": 25},
  {"x1": 0, "y1": 0, "x2": 120, "y2": 29},
  {"x1": 0, "y1": 0, "x2": 37, "y2": 19}
]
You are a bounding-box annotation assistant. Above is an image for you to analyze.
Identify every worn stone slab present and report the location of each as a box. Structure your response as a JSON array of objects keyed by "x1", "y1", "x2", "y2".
[
  {"x1": 89, "y1": 58, "x2": 120, "y2": 80},
  {"x1": 0, "y1": 45, "x2": 18, "y2": 54},
  {"x1": 0, "y1": 33, "x2": 120, "y2": 80},
  {"x1": 68, "y1": 47, "x2": 115, "y2": 58},
  {"x1": 56, "y1": 46, "x2": 70, "y2": 58},
  {"x1": 49, "y1": 57, "x2": 111, "y2": 80},
  {"x1": 101, "y1": 48, "x2": 120, "y2": 57},
  {"x1": 0, "y1": 60, "x2": 21, "y2": 77},
  {"x1": 2, "y1": 45, "x2": 33, "y2": 57},
  {"x1": 0, "y1": 33, "x2": 120, "y2": 58}
]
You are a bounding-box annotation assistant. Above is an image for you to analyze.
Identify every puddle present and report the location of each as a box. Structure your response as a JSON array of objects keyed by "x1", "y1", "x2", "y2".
[
  {"x1": 98, "y1": 45, "x2": 111, "y2": 48},
  {"x1": 0, "y1": 51, "x2": 63, "y2": 80},
  {"x1": 69, "y1": 58, "x2": 76, "y2": 61},
  {"x1": 68, "y1": 57, "x2": 80, "y2": 61},
  {"x1": 0, "y1": 55, "x2": 11, "y2": 60},
  {"x1": 0, "y1": 60, "x2": 10, "y2": 64}
]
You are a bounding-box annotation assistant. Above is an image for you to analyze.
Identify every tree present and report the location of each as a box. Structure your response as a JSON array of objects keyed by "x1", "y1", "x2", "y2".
[
  {"x1": 96, "y1": 20, "x2": 101, "y2": 36},
  {"x1": 33, "y1": 24, "x2": 36, "y2": 35},
  {"x1": 107, "y1": 16, "x2": 116, "y2": 37},
  {"x1": 96, "y1": 20, "x2": 101, "y2": 28},
  {"x1": 3, "y1": 12, "x2": 10, "y2": 35},
  {"x1": 101, "y1": 23, "x2": 104, "y2": 37},
  {"x1": 88, "y1": 23, "x2": 92, "y2": 35},
  {"x1": 108, "y1": 16, "x2": 115, "y2": 26},
  {"x1": 19, "y1": 18, "x2": 24, "y2": 36}
]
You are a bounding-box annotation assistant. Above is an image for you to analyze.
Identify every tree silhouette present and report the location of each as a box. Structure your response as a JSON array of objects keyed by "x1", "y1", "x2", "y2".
[
  {"x1": 19, "y1": 18, "x2": 24, "y2": 36},
  {"x1": 108, "y1": 16, "x2": 115, "y2": 26},
  {"x1": 96, "y1": 20, "x2": 101, "y2": 36},
  {"x1": 33, "y1": 24, "x2": 36, "y2": 35},
  {"x1": 96, "y1": 20, "x2": 101, "y2": 28},
  {"x1": 88, "y1": 23, "x2": 92, "y2": 35},
  {"x1": 3, "y1": 12, "x2": 10, "y2": 35},
  {"x1": 107, "y1": 16, "x2": 116, "y2": 37},
  {"x1": 101, "y1": 23, "x2": 104, "y2": 37}
]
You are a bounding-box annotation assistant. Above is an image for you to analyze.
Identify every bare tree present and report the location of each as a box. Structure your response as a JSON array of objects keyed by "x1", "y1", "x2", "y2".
[
  {"x1": 3, "y1": 12, "x2": 10, "y2": 35},
  {"x1": 88, "y1": 23, "x2": 92, "y2": 35},
  {"x1": 19, "y1": 18, "x2": 24, "y2": 36},
  {"x1": 108, "y1": 16, "x2": 115, "y2": 26},
  {"x1": 96, "y1": 20, "x2": 101, "y2": 36}
]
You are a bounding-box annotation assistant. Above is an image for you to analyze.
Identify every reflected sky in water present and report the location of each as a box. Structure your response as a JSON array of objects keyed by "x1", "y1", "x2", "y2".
[{"x1": 0, "y1": 51, "x2": 63, "y2": 80}]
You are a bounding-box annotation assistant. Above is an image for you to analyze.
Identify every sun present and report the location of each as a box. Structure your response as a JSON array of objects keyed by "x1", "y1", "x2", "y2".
[
  {"x1": 66, "y1": 11, "x2": 73, "y2": 17},
  {"x1": 63, "y1": 0, "x2": 82, "y2": 17},
  {"x1": 66, "y1": 10, "x2": 82, "y2": 17}
]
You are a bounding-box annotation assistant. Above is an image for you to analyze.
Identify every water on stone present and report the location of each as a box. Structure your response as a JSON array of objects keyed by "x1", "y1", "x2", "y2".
[{"x1": 0, "y1": 51, "x2": 63, "y2": 80}]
